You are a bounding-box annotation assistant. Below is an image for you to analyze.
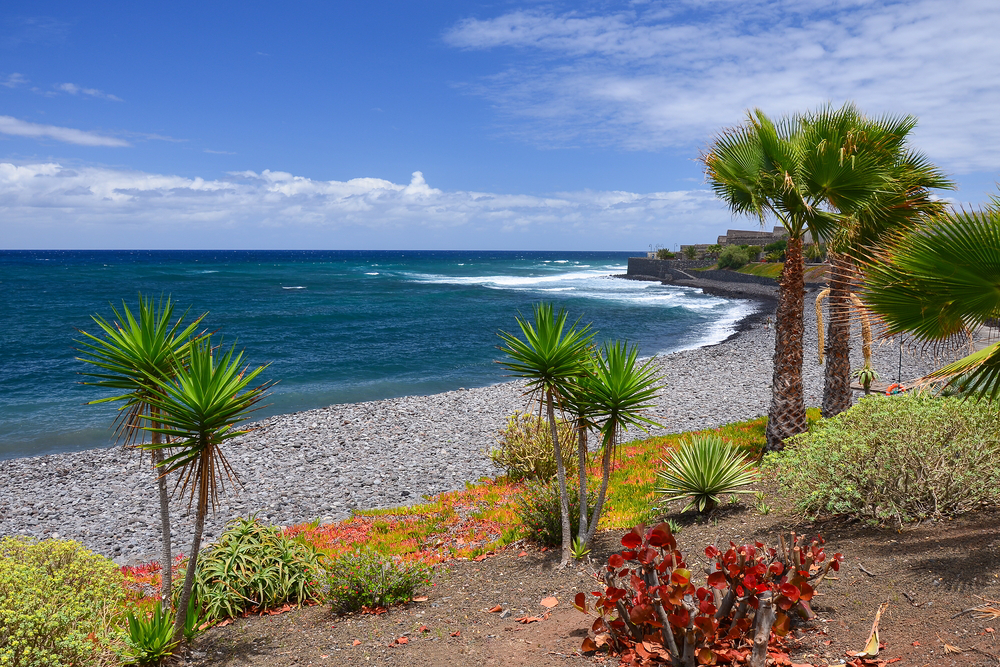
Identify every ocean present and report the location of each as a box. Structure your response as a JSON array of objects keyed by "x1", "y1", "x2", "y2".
[{"x1": 0, "y1": 250, "x2": 754, "y2": 460}]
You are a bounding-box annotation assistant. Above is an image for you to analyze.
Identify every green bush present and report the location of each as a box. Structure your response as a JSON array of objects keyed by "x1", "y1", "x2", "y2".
[
  {"x1": 765, "y1": 394, "x2": 1000, "y2": 524},
  {"x1": 717, "y1": 246, "x2": 750, "y2": 270},
  {"x1": 326, "y1": 549, "x2": 431, "y2": 614},
  {"x1": 0, "y1": 537, "x2": 124, "y2": 667},
  {"x1": 515, "y1": 480, "x2": 596, "y2": 547},
  {"x1": 655, "y1": 434, "x2": 757, "y2": 513},
  {"x1": 194, "y1": 517, "x2": 325, "y2": 620},
  {"x1": 489, "y1": 412, "x2": 577, "y2": 482},
  {"x1": 655, "y1": 248, "x2": 676, "y2": 260},
  {"x1": 763, "y1": 239, "x2": 787, "y2": 253}
]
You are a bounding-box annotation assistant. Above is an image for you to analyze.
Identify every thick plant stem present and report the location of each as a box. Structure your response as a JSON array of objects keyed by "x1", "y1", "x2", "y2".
[
  {"x1": 765, "y1": 235, "x2": 808, "y2": 451},
  {"x1": 547, "y1": 393, "x2": 572, "y2": 567},
  {"x1": 576, "y1": 420, "x2": 589, "y2": 545},
  {"x1": 152, "y1": 429, "x2": 173, "y2": 611},
  {"x1": 750, "y1": 592, "x2": 776, "y2": 667},
  {"x1": 173, "y1": 457, "x2": 209, "y2": 643},
  {"x1": 822, "y1": 251, "x2": 854, "y2": 417},
  {"x1": 583, "y1": 439, "x2": 612, "y2": 548}
]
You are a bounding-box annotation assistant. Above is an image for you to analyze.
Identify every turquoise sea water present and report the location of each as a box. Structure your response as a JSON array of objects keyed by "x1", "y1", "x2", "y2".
[{"x1": 0, "y1": 250, "x2": 754, "y2": 460}]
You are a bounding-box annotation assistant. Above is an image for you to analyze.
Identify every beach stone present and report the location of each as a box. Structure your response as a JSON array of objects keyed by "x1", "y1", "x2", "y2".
[{"x1": 0, "y1": 288, "x2": 941, "y2": 562}]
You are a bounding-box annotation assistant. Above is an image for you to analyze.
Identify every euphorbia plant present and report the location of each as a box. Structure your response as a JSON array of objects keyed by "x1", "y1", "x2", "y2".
[{"x1": 575, "y1": 523, "x2": 842, "y2": 666}]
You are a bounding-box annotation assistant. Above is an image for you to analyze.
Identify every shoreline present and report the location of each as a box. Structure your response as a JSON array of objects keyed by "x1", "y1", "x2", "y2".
[{"x1": 0, "y1": 286, "x2": 935, "y2": 564}]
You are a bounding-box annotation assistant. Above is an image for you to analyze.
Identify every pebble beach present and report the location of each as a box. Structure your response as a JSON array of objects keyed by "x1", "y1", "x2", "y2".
[{"x1": 0, "y1": 285, "x2": 937, "y2": 564}]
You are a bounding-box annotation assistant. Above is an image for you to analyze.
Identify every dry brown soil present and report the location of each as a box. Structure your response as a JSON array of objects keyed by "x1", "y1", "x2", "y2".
[{"x1": 184, "y1": 501, "x2": 1000, "y2": 667}]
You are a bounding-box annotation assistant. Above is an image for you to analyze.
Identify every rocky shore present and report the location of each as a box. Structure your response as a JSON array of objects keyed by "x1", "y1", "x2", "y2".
[{"x1": 0, "y1": 287, "x2": 937, "y2": 564}]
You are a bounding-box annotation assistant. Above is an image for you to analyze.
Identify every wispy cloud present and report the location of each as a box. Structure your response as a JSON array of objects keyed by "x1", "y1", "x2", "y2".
[
  {"x1": 0, "y1": 162, "x2": 726, "y2": 248},
  {"x1": 55, "y1": 82, "x2": 122, "y2": 101},
  {"x1": 444, "y1": 0, "x2": 1000, "y2": 172},
  {"x1": 0, "y1": 117, "x2": 128, "y2": 147},
  {"x1": 204, "y1": 148, "x2": 236, "y2": 155},
  {"x1": 0, "y1": 72, "x2": 27, "y2": 88}
]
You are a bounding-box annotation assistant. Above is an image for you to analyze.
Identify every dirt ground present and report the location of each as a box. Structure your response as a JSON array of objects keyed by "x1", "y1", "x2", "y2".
[{"x1": 184, "y1": 498, "x2": 1000, "y2": 667}]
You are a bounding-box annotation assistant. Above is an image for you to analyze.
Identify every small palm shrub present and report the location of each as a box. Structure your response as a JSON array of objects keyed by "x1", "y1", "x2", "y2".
[
  {"x1": 489, "y1": 412, "x2": 577, "y2": 482},
  {"x1": 516, "y1": 480, "x2": 596, "y2": 546},
  {"x1": 765, "y1": 393, "x2": 1000, "y2": 524},
  {"x1": 194, "y1": 517, "x2": 325, "y2": 620},
  {"x1": 0, "y1": 537, "x2": 124, "y2": 667},
  {"x1": 326, "y1": 549, "x2": 431, "y2": 613},
  {"x1": 655, "y1": 248, "x2": 676, "y2": 260},
  {"x1": 123, "y1": 604, "x2": 178, "y2": 665},
  {"x1": 655, "y1": 434, "x2": 757, "y2": 512},
  {"x1": 717, "y1": 246, "x2": 750, "y2": 270}
]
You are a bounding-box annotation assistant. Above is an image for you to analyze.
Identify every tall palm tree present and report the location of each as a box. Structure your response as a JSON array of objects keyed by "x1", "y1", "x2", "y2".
[
  {"x1": 814, "y1": 111, "x2": 953, "y2": 416},
  {"x1": 702, "y1": 105, "x2": 887, "y2": 450},
  {"x1": 77, "y1": 295, "x2": 205, "y2": 609},
  {"x1": 573, "y1": 341, "x2": 661, "y2": 550},
  {"x1": 498, "y1": 303, "x2": 594, "y2": 566},
  {"x1": 141, "y1": 337, "x2": 269, "y2": 642},
  {"x1": 862, "y1": 204, "x2": 1000, "y2": 399}
]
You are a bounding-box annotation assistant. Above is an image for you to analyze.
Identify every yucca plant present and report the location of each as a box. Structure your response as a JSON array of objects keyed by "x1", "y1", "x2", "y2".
[
  {"x1": 141, "y1": 337, "x2": 270, "y2": 642},
  {"x1": 123, "y1": 604, "x2": 179, "y2": 665},
  {"x1": 655, "y1": 434, "x2": 757, "y2": 513},
  {"x1": 497, "y1": 303, "x2": 594, "y2": 566}
]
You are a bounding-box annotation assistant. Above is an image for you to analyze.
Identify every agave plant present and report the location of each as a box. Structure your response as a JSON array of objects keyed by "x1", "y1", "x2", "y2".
[{"x1": 655, "y1": 434, "x2": 757, "y2": 513}]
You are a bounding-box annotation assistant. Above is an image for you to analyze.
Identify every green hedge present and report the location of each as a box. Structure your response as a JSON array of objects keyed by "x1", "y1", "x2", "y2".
[{"x1": 765, "y1": 394, "x2": 1000, "y2": 524}]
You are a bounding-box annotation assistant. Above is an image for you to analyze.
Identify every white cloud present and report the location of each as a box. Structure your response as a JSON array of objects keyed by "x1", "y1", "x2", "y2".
[
  {"x1": 0, "y1": 162, "x2": 728, "y2": 249},
  {"x1": 55, "y1": 82, "x2": 123, "y2": 101},
  {"x1": 0, "y1": 73, "x2": 27, "y2": 88},
  {"x1": 444, "y1": 0, "x2": 1000, "y2": 172},
  {"x1": 0, "y1": 116, "x2": 128, "y2": 147}
]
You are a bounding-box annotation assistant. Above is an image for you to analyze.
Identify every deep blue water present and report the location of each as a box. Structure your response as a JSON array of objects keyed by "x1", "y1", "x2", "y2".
[{"x1": 0, "y1": 250, "x2": 754, "y2": 459}]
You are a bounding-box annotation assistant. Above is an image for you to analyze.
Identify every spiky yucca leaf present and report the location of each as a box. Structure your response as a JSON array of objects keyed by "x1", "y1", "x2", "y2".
[{"x1": 655, "y1": 435, "x2": 757, "y2": 513}]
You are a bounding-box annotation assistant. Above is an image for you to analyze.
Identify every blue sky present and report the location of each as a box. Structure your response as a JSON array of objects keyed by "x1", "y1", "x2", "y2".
[{"x1": 1, "y1": 0, "x2": 998, "y2": 250}]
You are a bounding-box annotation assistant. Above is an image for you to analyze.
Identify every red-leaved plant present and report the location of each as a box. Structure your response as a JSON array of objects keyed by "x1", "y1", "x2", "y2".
[{"x1": 574, "y1": 523, "x2": 842, "y2": 666}]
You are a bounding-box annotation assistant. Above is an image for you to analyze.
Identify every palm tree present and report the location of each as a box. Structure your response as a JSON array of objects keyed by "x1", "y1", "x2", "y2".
[
  {"x1": 702, "y1": 105, "x2": 888, "y2": 450},
  {"x1": 77, "y1": 295, "x2": 205, "y2": 609},
  {"x1": 573, "y1": 341, "x2": 661, "y2": 550},
  {"x1": 141, "y1": 337, "x2": 269, "y2": 642},
  {"x1": 814, "y1": 111, "x2": 953, "y2": 417},
  {"x1": 862, "y1": 204, "x2": 1000, "y2": 399},
  {"x1": 498, "y1": 303, "x2": 594, "y2": 566}
]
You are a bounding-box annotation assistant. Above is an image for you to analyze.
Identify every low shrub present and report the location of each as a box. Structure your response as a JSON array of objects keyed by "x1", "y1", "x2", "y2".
[
  {"x1": 655, "y1": 434, "x2": 757, "y2": 512},
  {"x1": 763, "y1": 239, "x2": 787, "y2": 254},
  {"x1": 717, "y1": 246, "x2": 750, "y2": 270},
  {"x1": 326, "y1": 549, "x2": 431, "y2": 614},
  {"x1": 655, "y1": 248, "x2": 676, "y2": 260},
  {"x1": 516, "y1": 480, "x2": 596, "y2": 547},
  {"x1": 765, "y1": 393, "x2": 1000, "y2": 524},
  {"x1": 195, "y1": 516, "x2": 325, "y2": 620},
  {"x1": 490, "y1": 412, "x2": 577, "y2": 482},
  {"x1": 0, "y1": 537, "x2": 124, "y2": 667},
  {"x1": 575, "y1": 524, "x2": 841, "y2": 664}
]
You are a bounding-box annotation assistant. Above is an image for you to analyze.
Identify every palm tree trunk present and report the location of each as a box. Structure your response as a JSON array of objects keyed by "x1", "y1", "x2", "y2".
[
  {"x1": 765, "y1": 236, "x2": 808, "y2": 451},
  {"x1": 546, "y1": 393, "x2": 572, "y2": 567},
  {"x1": 583, "y1": 438, "x2": 612, "y2": 548},
  {"x1": 576, "y1": 418, "x2": 588, "y2": 544},
  {"x1": 173, "y1": 456, "x2": 209, "y2": 643},
  {"x1": 821, "y1": 251, "x2": 854, "y2": 417}
]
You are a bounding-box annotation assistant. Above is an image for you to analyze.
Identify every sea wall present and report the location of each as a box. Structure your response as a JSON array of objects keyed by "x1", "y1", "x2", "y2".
[{"x1": 626, "y1": 257, "x2": 714, "y2": 280}]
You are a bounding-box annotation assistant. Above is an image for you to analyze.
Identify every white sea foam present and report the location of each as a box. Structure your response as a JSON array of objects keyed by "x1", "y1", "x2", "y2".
[
  {"x1": 365, "y1": 272, "x2": 379, "y2": 276},
  {"x1": 282, "y1": 286, "x2": 306, "y2": 290}
]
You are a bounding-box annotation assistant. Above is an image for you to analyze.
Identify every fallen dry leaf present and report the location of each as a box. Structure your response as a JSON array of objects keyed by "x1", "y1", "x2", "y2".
[
  {"x1": 518, "y1": 551, "x2": 528, "y2": 558},
  {"x1": 397, "y1": 637, "x2": 409, "y2": 645},
  {"x1": 540, "y1": 596, "x2": 558, "y2": 609},
  {"x1": 487, "y1": 605, "x2": 503, "y2": 613},
  {"x1": 418, "y1": 625, "x2": 429, "y2": 633},
  {"x1": 412, "y1": 596, "x2": 428, "y2": 602},
  {"x1": 450, "y1": 630, "x2": 461, "y2": 637},
  {"x1": 352, "y1": 640, "x2": 361, "y2": 646},
  {"x1": 516, "y1": 616, "x2": 543, "y2": 624}
]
